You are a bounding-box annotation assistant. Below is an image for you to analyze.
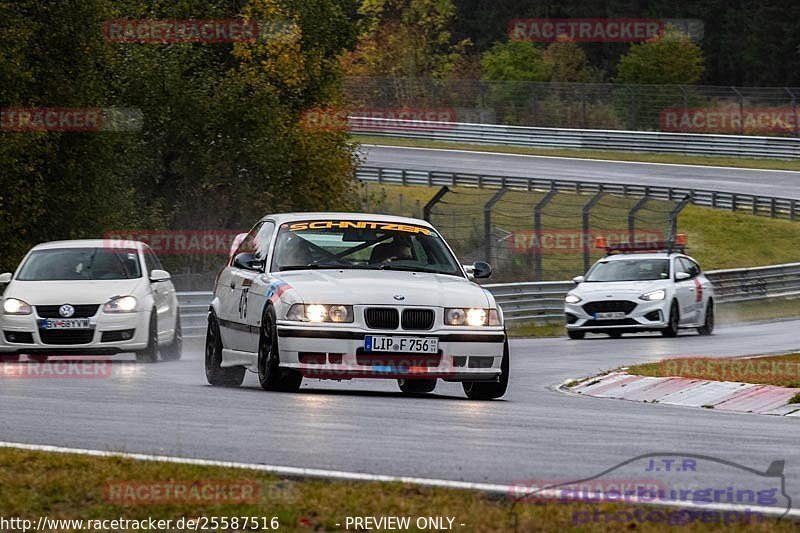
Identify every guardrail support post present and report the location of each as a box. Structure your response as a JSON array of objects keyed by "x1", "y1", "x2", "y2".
[
  {"x1": 423, "y1": 186, "x2": 450, "y2": 222},
  {"x1": 534, "y1": 188, "x2": 558, "y2": 280},
  {"x1": 484, "y1": 188, "x2": 509, "y2": 263},
  {"x1": 582, "y1": 192, "x2": 605, "y2": 273},
  {"x1": 669, "y1": 195, "x2": 693, "y2": 240}
]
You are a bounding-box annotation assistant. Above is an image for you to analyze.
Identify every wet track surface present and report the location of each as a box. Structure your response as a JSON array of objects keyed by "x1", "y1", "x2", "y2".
[
  {"x1": 2, "y1": 320, "x2": 799, "y2": 502},
  {"x1": 361, "y1": 145, "x2": 800, "y2": 199}
]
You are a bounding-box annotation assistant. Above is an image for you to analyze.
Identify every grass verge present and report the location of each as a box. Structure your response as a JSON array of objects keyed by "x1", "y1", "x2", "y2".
[
  {"x1": 0, "y1": 448, "x2": 794, "y2": 532},
  {"x1": 627, "y1": 353, "x2": 800, "y2": 388},
  {"x1": 355, "y1": 134, "x2": 800, "y2": 171}
]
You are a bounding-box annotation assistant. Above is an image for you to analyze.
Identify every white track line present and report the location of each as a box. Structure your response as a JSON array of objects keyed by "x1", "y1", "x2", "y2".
[
  {"x1": 1, "y1": 441, "x2": 796, "y2": 519},
  {"x1": 362, "y1": 144, "x2": 800, "y2": 174}
]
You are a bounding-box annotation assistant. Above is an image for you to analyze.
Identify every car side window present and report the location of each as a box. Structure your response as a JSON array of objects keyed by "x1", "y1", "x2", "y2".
[
  {"x1": 675, "y1": 258, "x2": 690, "y2": 279},
  {"x1": 253, "y1": 221, "x2": 275, "y2": 261},
  {"x1": 676, "y1": 258, "x2": 699, "y2": 279},
  {"x1": 233, "y1": 222, "x2": 264, "y2": 257},
  {"x1": 144, "y1": 247, "x2": 164, "y2": 272},
  {"x1": 685, "y1": 258, "x2": 701, "y2": 278}
]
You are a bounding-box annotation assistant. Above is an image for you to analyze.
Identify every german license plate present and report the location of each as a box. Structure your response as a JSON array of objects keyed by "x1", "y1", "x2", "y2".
[
  {"x1": 364, "y1": 336, "x2": 438, "y2": 354},
  {"x1": 594, "y1": 312, "x2": 626, "y2": 320},
  {"x1": 39, "y1": 318, "x2": 91, "y2": 330}
]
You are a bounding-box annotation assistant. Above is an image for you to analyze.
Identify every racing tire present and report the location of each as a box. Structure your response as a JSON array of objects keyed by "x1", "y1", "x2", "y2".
[
  {"x1": 135, "y1": 310, "x2": 159, "y2": 363},
  {"x1": 0, "y1": 354, "x2": 20, "y2": 363},
  {"x1": 258, "y1": 306, "x2": 302, "y2": 392},
  {"x1": 205, "y1": 311, "x2": 245, "y2": 387},
  {"x1": 567, "y1": 330, "x2": 585, "y2": 340},
  {"x1": 697, "y1": 300, "x2": 714, "y2": 336},
  {"x1": 462, "y1": 339, "x2": 509, "y2": 400},
  {"x1": 161, "y1": 309, "x2": 183, "y2": 361},
  {"x1": 397, "y1": 378, "x2": 437, "y2": 394},
  {"x1": 661, "y1": 301, "x2": 680, "y2": 338},
  {"x1": 28, "y1": 355, "x2": 48, "y2": 363}
]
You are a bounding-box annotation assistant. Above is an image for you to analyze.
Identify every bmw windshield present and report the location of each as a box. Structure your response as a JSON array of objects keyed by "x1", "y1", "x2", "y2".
[
  {"x1": 585, "y1": 258, "x2": 670, "y2": 282},
  {"x1": 271, "y1": 220, "x2": 463, "y2": 276}
]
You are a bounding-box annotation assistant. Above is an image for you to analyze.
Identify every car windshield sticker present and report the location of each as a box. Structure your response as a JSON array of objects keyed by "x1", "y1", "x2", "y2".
[{"x1": 285, "y1": 221, "x2": 432, "y2": 235}]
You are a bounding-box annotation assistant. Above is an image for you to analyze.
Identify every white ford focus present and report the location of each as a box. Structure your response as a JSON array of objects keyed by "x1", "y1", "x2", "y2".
[
  {"x1": 564, "y1": 236, "x2": 715, "y2": 339},
  {"x1": 205, "y1": 213, "x2": 509, "y2": 400},
  {"x1": 0, "y1": 240, "x2": 181, "y2": 362}
]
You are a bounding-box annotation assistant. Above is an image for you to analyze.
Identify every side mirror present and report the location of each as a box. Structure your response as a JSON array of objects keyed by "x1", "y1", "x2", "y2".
[
  {"x1": 675, "y1": 271, "x2": 691, "y2": 281},
  {"x1": 0, "y1": 273, "x2": 12, "y2": 284},
  {"x1": 572, "y1": 275, "x2": 585, "y2": 284},
  {"x1": 233, "y1": 252, "x2": 263, "y2": 271},
  {"x1": 472, "y1": 261, "x2": 492, "y2": 279},
  {"x1": 149, "y1": 269, "x2": 171, "y2": 283}
]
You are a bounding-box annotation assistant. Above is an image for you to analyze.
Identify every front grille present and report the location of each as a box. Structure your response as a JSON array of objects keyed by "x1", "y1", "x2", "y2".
[
  {"x1": 36, "y1": 304, "x2": 99, "y2": 318},
  {"x1": 4, "y1": 331, "x2": 33, "y2": 344},
  {"x1": 582, "y1": 300, "x2": 637, "y2": 315},
  {"x1": 401, "y1": 309, "x2": 434, "y2": 330},
  {"x1": 365, "y1": 308, "x2": 399, "y2": 329},
  {"x1": 39, "y1": 329, "x2": 95, "y2": 345},
  {"x1": 583, "y1": 318, "x2": 639, "y2": 327}
]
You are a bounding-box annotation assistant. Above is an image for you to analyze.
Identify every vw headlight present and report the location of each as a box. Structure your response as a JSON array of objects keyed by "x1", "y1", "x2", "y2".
[
  {"x1": 565, "y1": 293, "x2": 582, "y2": 304},
  {"x1": 103, "y1": 295, "x2": 138, "y2": 313},
  {"x1": 445, "y1": 308, "x2": 501, "y2": 327},
  {"x1": 286, "y1": 304, "x2": 353, "y2": 323},
  {"x1": 2, "y1": 298, "x2": 31, "y2": 315},
  {"x1": 640, "y1": 289, "x2": 666, "y2": 301}
]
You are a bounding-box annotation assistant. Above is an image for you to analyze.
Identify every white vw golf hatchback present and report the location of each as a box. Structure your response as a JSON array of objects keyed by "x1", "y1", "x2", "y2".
[{"x1": 0, "y1": 240, "x2": 181, "y2": 362}]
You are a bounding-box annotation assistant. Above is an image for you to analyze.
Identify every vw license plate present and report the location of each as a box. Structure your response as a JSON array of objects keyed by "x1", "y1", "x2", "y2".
[
  {"x1": 365, "y1": 336, "x2": 438, "y2": 354},
  {"x1": 594, "y1": 312, "x2": 626, "y2": 320},
  {"x1": 39, "y1": 318, "x2": 91, "y2": 330}
]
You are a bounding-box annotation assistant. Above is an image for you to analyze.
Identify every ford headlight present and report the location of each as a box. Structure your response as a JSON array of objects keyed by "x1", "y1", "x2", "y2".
[
  {"x1": 640, "y1": 289, "x2": 666, "y2": 301},
  {"x1": 2, "y1": 298, "x2": 31, "y2": 315},
  {"x1": 565, "y1": 293, "x2": 582, "y2": 304},
  {"x1": 445, "y1": 308, "x2": 501, "y2": 326},
  {"x1": 103, "y1": 295, "x2": 138, "y2": 313},
  {"x1": 286, "y1": 304, "x2": 353, "y2": 323}
]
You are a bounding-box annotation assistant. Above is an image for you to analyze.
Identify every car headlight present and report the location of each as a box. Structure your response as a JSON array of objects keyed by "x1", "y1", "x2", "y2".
[
  {"x1": 565, "y1": 293, "x2": 582, "y2": 304},
  {"x1": 286, "y1": 304, "x2": 354, "y2": 323},
  {"x1": 2, "y1": 298, "x2": 31, "y2": 315},
  {"x1": 103, "y1": 295, "x2": 138, "y2": 313},
  {"x1": 445, "y1": 308, "x2": 501, "y2": 327},
  {"x1": 640, "y1": 289, "x2": 666, "y2": 301}
]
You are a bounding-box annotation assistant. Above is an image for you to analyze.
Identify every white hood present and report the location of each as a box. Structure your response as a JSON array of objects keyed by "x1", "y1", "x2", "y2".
[
  {"x1": 4, "y1": 278, "x2": 145, "y2": 305},
  {"x1": 277, "y1": 269, "x2": 491, "y2": 308},
  {"x1": 573, "y1": 279, "x2": 671, "y2": 299}
]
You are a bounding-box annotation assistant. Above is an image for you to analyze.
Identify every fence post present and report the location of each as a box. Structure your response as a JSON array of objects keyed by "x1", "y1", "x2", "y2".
[
  {"x1": 628, "y1": 196, "x2": 650, "y2": 239},
  {"x1": 484, "y1": 188, "x2": 509, "y2": 263},
  {"x1": 423, "y1": 186, "x2": 450, "y2": 222},
  {"x1": 732, "y1": 87, "x2": 744, "y2": 135},
  {"x1": 669, "y1": 195, "x2": 693, "y2": 240},
  {"x1": 582, "y1": 192, "x2": 605, "y2": 273},
  {"x1": 534, "y1": 188, "x2": 558, "y2": 280}
]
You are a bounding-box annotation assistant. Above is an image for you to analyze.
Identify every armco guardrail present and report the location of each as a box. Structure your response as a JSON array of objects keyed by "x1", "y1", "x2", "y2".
[
  {"x1": 356, "y1": 166, "x2": 799, "y2": 220},
  {"x1": 178, "y1": 262, "x2": 800, "y2": 335},
  {"x1": 351, "y1": 117, "x2": 800, "y2": 159}
]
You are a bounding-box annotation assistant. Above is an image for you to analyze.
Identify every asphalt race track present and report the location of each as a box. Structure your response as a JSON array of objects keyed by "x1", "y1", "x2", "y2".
[
  {"x1": 2, "y1": 321, "x2": 799, "y2": 503},
  {"x1": 361, "y1": 145, "x2": 800, "y2": 199}
]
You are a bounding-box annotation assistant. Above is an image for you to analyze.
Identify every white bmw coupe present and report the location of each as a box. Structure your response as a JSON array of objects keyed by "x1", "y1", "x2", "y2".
[{"x1": 205, "y1": 213, "x2": 509, "y2": 400}]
